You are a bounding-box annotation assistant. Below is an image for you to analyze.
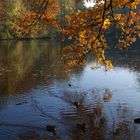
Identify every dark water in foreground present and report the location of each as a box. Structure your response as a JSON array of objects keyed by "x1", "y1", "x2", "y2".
[{"x1": 0, "y1": 40, "x2": 140, "y2": 140}]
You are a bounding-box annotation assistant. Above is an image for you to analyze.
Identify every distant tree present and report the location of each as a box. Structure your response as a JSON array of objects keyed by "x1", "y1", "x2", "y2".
[
  {"x1": 13, "y1": 0, "x2": 59, "y2": 38},
  {"x1": 0, "y1": 0, "x2": 22, "y2": 38}
]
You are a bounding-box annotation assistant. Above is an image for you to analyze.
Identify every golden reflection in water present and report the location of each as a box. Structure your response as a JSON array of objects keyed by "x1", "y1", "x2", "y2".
[{"x1": 0, "y1": 40, "x2": 72, "y2": 96}]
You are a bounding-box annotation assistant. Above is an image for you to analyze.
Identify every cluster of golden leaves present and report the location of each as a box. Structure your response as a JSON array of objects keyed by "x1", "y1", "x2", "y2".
[
  {"x1": 116, "y1": 10, "x2": 140, "y2": 48},
  {"x1": 61, "y1": 0, "x2": 140, "y2": 69}
]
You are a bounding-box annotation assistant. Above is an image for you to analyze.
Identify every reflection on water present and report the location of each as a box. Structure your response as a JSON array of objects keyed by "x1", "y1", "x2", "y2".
[
  {"x1": 0, "y1": 40, "x2": 140, "y2": 139},
  {"x1": 0, "y1": 40, "x2": 70, "y2": 96}
]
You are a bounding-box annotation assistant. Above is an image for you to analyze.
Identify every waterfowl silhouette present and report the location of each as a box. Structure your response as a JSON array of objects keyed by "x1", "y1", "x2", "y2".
[
  {"x1": 68, "y1": 84, "x2": 72, "y2": 87},
  {"x1": 113, "y1": 128, "x2": 120, "y2": 135},
  {"x1": 16, "y1": 101, "x2": 27, "y2": 106},
  {"x1": 76, "y1": 123, "x2": 86, "y2": 132},
  {"x1": 73, "y1": 101, "x2": 80, "y2": 108},
  {"x1": 134, "y1": 118, "x2": 140, "y2": 123},
  {"x1": 16, "y1": 103, "x2": 22, "y2": 105},
  {"x1": 46, "y1": 125, "x2": 56, "y2": 135}
]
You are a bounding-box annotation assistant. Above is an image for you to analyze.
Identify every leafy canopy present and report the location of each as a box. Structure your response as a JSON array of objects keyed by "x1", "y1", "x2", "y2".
[{"x1": 14, "y1": 0, "x2": 140, "y2": 69}]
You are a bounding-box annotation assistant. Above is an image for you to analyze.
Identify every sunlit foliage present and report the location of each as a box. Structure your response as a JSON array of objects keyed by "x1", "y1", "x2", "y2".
[{"x1": 61, "y1": 0, "x2": 140, "y2": 69}]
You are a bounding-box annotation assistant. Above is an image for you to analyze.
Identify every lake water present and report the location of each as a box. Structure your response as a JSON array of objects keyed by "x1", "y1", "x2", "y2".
[{"x1": 0, "y1": 40, "x2": 140, "y2": 140}]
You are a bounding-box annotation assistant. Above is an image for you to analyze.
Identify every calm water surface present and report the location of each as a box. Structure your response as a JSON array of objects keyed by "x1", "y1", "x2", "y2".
[{"x1": 0, "y1": 40, "x2": 140, "y2": 140}]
